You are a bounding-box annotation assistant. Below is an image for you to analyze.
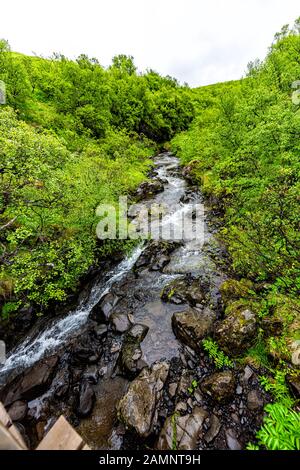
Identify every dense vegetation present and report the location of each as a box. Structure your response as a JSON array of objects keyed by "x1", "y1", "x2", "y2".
[
  {"x1": 1, "y1": 18, "x2": 299, "y2": 450},
  {"x1": 0, "y1": 41, "x2": 194, "y2": 321},
  {"x1": 172, "y1": 20, "x2": 300, "y2": 449}
]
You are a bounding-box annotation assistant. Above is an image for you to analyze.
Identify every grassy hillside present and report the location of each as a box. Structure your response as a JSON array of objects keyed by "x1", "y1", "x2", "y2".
[
  {"x1": 171, "y1": 20, "x2": 300, "y2": 449},
  {"x1": 0, "y1": 42, "x2": 194, "y2": 319}
]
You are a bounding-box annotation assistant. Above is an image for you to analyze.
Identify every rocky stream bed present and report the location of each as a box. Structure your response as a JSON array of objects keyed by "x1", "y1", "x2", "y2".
[{"x1": 0, "y1": 153, "x2": 270, "y2": 450}]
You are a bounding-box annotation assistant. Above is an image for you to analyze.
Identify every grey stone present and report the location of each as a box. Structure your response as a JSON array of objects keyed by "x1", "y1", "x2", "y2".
[
  {"x1": 157, "y1": 406, "x2": 208, "y2": 450},
  {"x1": 172, "y1": 308, "x2": 215, "y2": 351},
  {"x1": 201, "y1": 371, "x2": 236, "y2": 404},
  {"x1": 214, "y1": 308, "x2": 257, "y2": 357},
  {"x1": 204, "y1": 414, "x2": 221, "y2": 443},
  {"x1": 118, "y1": 362, "x2": 169, "y2": 438},
  {"x1": 225, "y1": 428, "x2": 242, "y2": 450},
  {"x1": 8, "y1": 401, "x2": 28, "y2": 422},
  {"x1": 247, "y1": 389, "x2": 264, "y2": 411}
]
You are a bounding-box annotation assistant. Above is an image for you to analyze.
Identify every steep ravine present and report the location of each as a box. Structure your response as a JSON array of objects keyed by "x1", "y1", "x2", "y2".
[{"x1": 0, "y1": 153, "x2": 269, "y2": 450}]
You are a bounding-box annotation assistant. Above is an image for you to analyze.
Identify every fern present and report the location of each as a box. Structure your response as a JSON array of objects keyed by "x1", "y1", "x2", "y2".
[
  {"x1": 256, "y1": 403, "x2": 300, "y2": 450},
  {"x1": 202, "y1": 338, "x2": 234, "y2": 369},
  {"x1": 259, "y1": 370, "x2": 294, "y2": 407}
]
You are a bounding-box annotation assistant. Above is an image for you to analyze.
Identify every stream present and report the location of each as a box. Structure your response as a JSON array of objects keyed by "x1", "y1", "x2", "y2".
[
  {"x1": 0, "y1": 153, "x2": 235, "y2": 449},
  {"x1": 0, "y1": 153, "x2": 217, "y2": 378}
]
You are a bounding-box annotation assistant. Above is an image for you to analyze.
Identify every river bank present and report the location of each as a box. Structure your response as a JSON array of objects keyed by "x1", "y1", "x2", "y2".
[{"x1": 0, "y1": 153, "x2": 270, "y2": 450}]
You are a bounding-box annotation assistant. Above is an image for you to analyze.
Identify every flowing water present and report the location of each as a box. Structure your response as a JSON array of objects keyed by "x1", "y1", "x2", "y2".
[{"x1": 0, "y1": 153, "x2": 220, "y2": 378}]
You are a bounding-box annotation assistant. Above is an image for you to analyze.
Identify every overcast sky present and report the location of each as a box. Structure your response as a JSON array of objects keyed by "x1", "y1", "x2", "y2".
[{"x1": 1, "y1": 0, "x2": 299, "y2": 86}]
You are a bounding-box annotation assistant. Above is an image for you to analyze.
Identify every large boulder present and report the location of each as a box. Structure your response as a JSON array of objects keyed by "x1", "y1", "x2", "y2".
[
  {"x1": 157, "y1": 406, "x2": 208, "y2": 450},
  {"x1": 214, "y1": 305, "x2": 257, "y2": 356},
  {"x1": 119, "y1": 324, "x2": 149, "y2": 379},
  {"x1": 117, "y1": 361, "x2": 169, "y2": 437},
  {"x1": 134, "y1": 241, "x2": 179, "y2": 273},
  {"x1": 161, "y1": 278, "x2": 207, "y2": 307},
  {"x1": 136, "y1": 179, "x2": 164, "y2": 200},
  {"x1": 200, "y1": 371, "x2": 236, "y2": 404},
  {"x1": 110, "y1": 312, "x2": 132, "y2": 334},
  {"x1": 172, "y1": 308, "x2": 215, "y2": 350},
  {"x1": 2, "y1": 355, "x2": 58, "y2": 406},
  {"x1": 51, "y1": 367, "x2": 70, "y2": 398},
  {"x1": 90, "y1": 292, "x2": 120, "y2": 323}
]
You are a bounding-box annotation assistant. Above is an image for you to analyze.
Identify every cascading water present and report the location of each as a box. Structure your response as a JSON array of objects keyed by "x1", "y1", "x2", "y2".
[
  {"x1": 0, "y1": 153, "x2": 212, "y2": 378},
  {"x1": 0, "y1": 245, "x2": 144, "y2": 378}
]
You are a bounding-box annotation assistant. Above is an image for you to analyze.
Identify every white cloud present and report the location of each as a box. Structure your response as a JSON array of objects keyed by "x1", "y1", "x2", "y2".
[{"x1": 1, "y1": 0, "x2": 299, "y2": 86}]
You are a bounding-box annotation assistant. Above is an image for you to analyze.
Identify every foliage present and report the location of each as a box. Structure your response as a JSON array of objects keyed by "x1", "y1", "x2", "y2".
[
  {"x1": 247, "y1": 368, "x2": 299, "y2": 450},
  {"x1": 260, "y1": 370, "x2": 294, "y2": 407},
  {"x1": 171, "y1": 412, "x2": 179, "y2": 451},
  {"x1": 249, "y1": 403, "x2": 300, "y2": 450},
  {"x1": 0, "y1": 46, "x2": 194, "y2": 318},
  {"x1": 172, "y1": 20, "x2": 300, "y2": 294},
  {"x1": 187, "y1": 379, "x2": 198, "y2": 394},
  {"x1": 202, "y1": 338, "x2": 234, "y2": 369}
]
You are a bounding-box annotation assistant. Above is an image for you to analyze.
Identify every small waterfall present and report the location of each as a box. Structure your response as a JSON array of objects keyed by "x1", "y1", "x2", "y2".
[{"x1": 0, "y1": 245, "x2": 144, "y2": 377}]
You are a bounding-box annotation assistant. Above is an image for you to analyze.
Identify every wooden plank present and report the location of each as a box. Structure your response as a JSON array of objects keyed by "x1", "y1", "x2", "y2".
[
  {"x1": 0, "y1": 402, "x2": 11, "y2": 427},
  {"x1": 82, "y1": 444, "x2": 91, "y2": 450},
  {"x1": 0, "y1": 402, "x2": 27, "y2": 449},
  {"x1": 0, "y1": 422, "x2": 24, "y2": 450},
  {"x1": 36, "y1": 416, "x2": 84, "y2": 450}
]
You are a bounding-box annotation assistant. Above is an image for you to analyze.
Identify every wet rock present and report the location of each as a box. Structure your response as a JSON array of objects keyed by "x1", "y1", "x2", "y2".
[
  {"x1": 52, "y1": 368, "x2": 70, "y2": 398},
  {"x1": 201, "y1": 371, "x2": 236, "y2": 404},
  {"x1": 71, "y1": 368, "x2": 83, "y2": 383},
  {"x1": 290, "y1": 340, "x2": 300, "y2": 366},
  {"x1": 247, "y1": 390, "x2": 264, "y2": 411},
  {"x1": 36, "y1": 421, "x2": 46, "y2": 441},
  {"x1": 136, "y1": 179, "x2": 164, "y2": 200},
  {"x1": 119, "y1": 323, "x2": 149, "y2": 377},
  {"x1": 161, "y1": 279, "x2": 207, "y2": 306},
  {"x1": 225, "y1": 428, "x2": 242, "y2": 450},
  {"x1": 157, "y1": 406, "x2": 208, "y2": 450},
  {"x1": 8, "y1": 400, "x2": 28, "y2": 422},
  {"x1": 214, "y1": 307, "x2": 257, "y2": 356},
  {"x1": 243, "y1": 365, "x2": 254, "y2": 384},
  {"x1": 77, "y1": 381, "x2": 95, "y2": 417},
  {"x1": 90, "y1": 292, "x2": 120, "y2": 323},
  {"x1": 72, "y1": 345, "x2": 99, "y2": 365},
  {"x1": 176, "y1": 370, "x2": 194, "y2": 398},
  {"x1": 182, "y1": 163, "x2": 198, "y2": 185},
  {"x1": 110, "y1": 342, "x2": 121, "y2": 354},
  {"x1": 180, "y1": 191, "x2": 196, "y2": 204},
  {"x1": 204, "y1": 414, "x2": 221, "y2": 443},
  {"x1": 150, "y1": 254, "x2": 170, "y2": 271},
  {"x1": 119, "y1": 342, "x2": 145, "y2": 378},
  {"x1": 110, "y1": 312, "x2": 132, "y2": 334},
  {"x1": 134, "y1": 241, "x2": 179, "y2": 273},
  {"x1": 2, "y1": 355, "x2": 58, "y2": 406},
  {"x1": 117, "y1": 361, "x2": 169, "y2": 437},
  {"x1": 83, "y1": 365, "x2": 99, "y2": 384},
  {"x1": 94, "y1": 324, "x2": 108, "y2": 339},
  {"x1": 286, "y1": 374, "x2": 300, "y2": 399},
  {"x1": 172, "y1": 308, "x2": 215, "y2": 351},
  {"x1": 175, "y1": 401, "x2": 188, "y2": 413},
  {"x1": 168, "y1": 383, "x2": 177, "y2": 398},
  {"x1": 127, "y1": 323, "x2": 149, "y2": 343}
]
